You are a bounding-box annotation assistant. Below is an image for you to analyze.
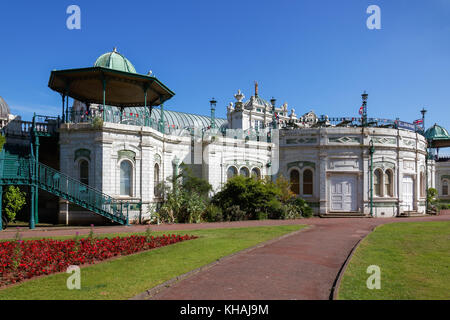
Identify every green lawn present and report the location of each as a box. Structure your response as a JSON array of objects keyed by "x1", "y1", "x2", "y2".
[
  {"x1": 0, "y1": 225, "x2": 305, "y2": 300},
  {"x1": 338, "y1": 221, "x2": 450, "y2": 300}
]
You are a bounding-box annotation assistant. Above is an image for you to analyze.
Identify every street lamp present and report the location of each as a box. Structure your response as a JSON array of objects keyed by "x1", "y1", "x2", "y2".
[
  {"x1": 270, "y1": 97, "x2": 277, "y2": 129},
  {"x1": 210, "y1": 98, "x2": 217, "y2": 129},
  {"x1": 369, "y1": 139, "x2": 375, "y2": 217},
  {"x1": 362, "y1": 91, "x2": 369, "y2": 127}
]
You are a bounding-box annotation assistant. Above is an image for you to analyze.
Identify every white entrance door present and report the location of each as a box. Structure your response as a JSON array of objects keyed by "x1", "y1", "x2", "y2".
[
  {"x1": 330, "y1": 176, "x2": 357, "y2": 212},
  {"x1": 402, "y1": 176, "x2": 414, "y2": 211}
]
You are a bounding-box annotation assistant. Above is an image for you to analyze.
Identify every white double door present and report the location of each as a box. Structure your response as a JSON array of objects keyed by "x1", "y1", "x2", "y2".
[
  {"x1": 330, "y1": 175, "x2": 358, "y2": 212},
  {"x1": 402, "y1": 176, "x2": 414, "y2": 211}
]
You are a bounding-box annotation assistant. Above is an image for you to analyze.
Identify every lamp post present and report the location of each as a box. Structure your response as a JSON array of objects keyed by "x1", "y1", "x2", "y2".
[
  {"x1": 270, "y1": 97, "x2": 277, "y2": 129},
  {"x1": 369, "y1": 139, "x2": 375, "y2": 217},
  {"x1": 210, "y1": 98, "x2": 217, "y2": 129},
  {"x1": 362, "y1": 91, "x2": 369, "y2": 127}
]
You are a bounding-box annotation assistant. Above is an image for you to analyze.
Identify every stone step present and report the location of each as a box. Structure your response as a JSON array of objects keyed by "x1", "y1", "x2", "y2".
[{"x1": 319, "y1": 213, "x2": 370, "y2": 218}]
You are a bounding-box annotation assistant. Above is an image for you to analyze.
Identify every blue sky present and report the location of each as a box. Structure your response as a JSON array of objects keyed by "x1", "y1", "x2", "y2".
[{"x1": 0, "y1": 0, "x2": 449, "y2": 130}]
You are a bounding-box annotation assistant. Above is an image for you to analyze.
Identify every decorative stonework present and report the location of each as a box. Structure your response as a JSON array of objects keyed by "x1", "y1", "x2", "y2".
[
  {"x1": 74, "y1": 148, "x2": 91, "y2": 161},
  {"x1": 403, "y1": 139, "x2": 416, "y2": 147},
  {"x1": 287, "y1": 161, "x2": 316, "y2": 170},
  {"x1": 118, "y1": 150, "x2": 136, "y2": 161},
  {"x1": 329, "y1": 159, "x2": 359, "y2": 170},
  {"x1": 403, "y1": 160, "x2": 415, "y2": 171},
  {"x1": 329, "y1": 136, "x2": 360, "y2": 144},
  {"x1": 372, "y1": 137, "x2": 396, "y2": 145},
  {"x1": 286, "y1": 137, "x2": 317, "y2": 145},
  {"x1": 373, "y1": 161, "x2": 395, "y2": 170},
  {"x1": 441, "y1": 175, "x2": 450, "y2": 180}
]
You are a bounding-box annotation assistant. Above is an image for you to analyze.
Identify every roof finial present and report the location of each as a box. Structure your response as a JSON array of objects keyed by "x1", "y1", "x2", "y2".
[
  {"x1": 255, "y1": 81, "x2": 259, "y2": 96},
  {"x1": 113, "y1": 47, "x2": 117, "y2": 53}
]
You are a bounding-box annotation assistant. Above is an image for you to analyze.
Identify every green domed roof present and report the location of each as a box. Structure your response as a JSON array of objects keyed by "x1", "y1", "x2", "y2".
[
  {"x1": 94, "y1": 48, "x2": 137, "y2": 73},
  {"x1": 425, "y1": 124, "x2": 450, "y2": 141}
]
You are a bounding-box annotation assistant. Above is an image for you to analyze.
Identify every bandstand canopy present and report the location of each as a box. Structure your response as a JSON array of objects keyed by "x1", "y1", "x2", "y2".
[
  {"x1": 48, "y1": 49, "x2": 175, "y2": 108},
  {"x1": 425, "y1": 124, "x2": 450, "y2": 148}
]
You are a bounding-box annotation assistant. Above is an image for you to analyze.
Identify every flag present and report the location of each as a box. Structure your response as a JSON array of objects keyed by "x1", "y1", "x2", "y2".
[
  {"x1": 413, "y1": 119, "x2": 423, "y2": 125},
  {"x1": 359, "y1": 105, "x2": 364, "y2": 115}
]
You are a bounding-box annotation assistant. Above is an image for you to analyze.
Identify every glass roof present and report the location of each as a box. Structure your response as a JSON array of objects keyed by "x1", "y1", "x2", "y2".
[{"x1": 103, "y1": 106, "x2": 227, "y2": 130}]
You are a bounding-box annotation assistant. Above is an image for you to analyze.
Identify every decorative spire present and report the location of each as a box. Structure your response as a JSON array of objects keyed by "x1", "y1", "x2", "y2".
[
  {"x1": 255, "y1": 81, "x2": 259, "y2": 97},
  {"x1": 113, "y1": 47, "x2": 118, "y2": 53}
]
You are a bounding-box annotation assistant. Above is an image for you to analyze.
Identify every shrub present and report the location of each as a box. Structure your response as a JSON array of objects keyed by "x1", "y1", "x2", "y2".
[
  {"x1": 203, "y1": 204, "x2": 223, "y2": 222},
  {"x1": 213, "y1": 176, "x2": 281, "y2": 220},
  {"x1": 283, "y1": 203, "x2": 302, "y2": 219},
  {"x1": 157, "y1": 178, "x2": 208, "y2": 224},
  {"x1": 223, "y1": 205, "x2": 246, "y2": 222},
  {"x1": 266, "y1": 198, "x2": 286, "y2": 220},
  {"x1": 290, "y1": 197, "x2": 313, "y2": 218},
  {"x1": 3, "y1": 186, "x2": 26, "y2": 223}
]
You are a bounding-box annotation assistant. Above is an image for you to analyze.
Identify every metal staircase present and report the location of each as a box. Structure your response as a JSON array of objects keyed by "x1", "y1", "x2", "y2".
[
  {"x1": 0, "y1": 114, "x2": 127, "y2": 229},
  {"x1": 0, "y1": 151, "x2": 127, "y2": 226}
]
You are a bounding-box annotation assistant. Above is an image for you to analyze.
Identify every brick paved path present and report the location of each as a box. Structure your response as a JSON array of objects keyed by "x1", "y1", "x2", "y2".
[
  {"x1": 148, "y1": 214, "x2": 450, "y2": 300},
  {"x1": 1, "y1": 212, "x2": 449, "y2": 300}
]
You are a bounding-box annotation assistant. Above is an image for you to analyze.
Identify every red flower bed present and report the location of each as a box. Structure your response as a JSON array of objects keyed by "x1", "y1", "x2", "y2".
[{"x1": 0, "y1": 234, "x2": 197, "y2": 287}]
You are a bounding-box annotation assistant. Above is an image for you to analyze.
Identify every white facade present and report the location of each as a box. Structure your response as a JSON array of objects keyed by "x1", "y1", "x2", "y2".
[{"x1": 58, "y1": 87, "x2": 432, "y2": 223}]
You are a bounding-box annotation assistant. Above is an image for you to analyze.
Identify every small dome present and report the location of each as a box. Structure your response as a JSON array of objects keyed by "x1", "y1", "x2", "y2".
[
  {"x1": 0, "y1": 96, "x2": 11, "y2": 118},
  {"x1": 425, "y1": 123, "x2": 450, "y2": 141},
  {"x1": 94, "y1": 48, "x2": 137, "y2": 73}
]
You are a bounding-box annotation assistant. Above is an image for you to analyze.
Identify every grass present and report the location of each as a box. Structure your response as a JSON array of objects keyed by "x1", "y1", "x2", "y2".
[
  {"x1": 338, "y1": 221, "x2": 450, "y2": 300},
  {"x1": 0, "y1": 224, "x2": 305, "y2": 300}
]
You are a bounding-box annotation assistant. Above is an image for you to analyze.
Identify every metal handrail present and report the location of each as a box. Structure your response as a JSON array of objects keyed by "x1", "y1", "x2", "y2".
[{"x1": 36, "y1": 161, "x2": 126, "y2": 222}]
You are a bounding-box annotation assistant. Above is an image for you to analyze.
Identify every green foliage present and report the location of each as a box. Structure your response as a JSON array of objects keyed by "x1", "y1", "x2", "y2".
[
  {"x1": 92, "y1": 117, "x2": 103, "y2": 129},
  {"x1": 203, "y1": 204, "x2": 223, "y2": 222},
  {"x1": 427, "y1": 188, "x2": 438, "y2": 213},
  {"x1": 179, "y1": 163, "x2": 212, "y2": 198},
  {"x1": 275, "y1": 175, "x2": 295, "y2": 203},
  {"x1": 0, "y1": 134, "x2": 6, "y2": 152},
  {"x1": 427, "y1": 188, "x2": 437, "y2": 205},
  {"x1": 157, "y1": 176, "x2": 208, "y2": 224},
  {"x1": 223, "y1": 205, "x2": 246, "y2": 222},
  {"x1": 213, "y1": 176, "x2": 282, "y2": 220},
  {"x1": 212, "y1": 175, "x2": 314, "y2": 221},
  {"x1": 3, "y1": 186, "x2": 26, "y2": 223},
  {"x1": 290, "y1": 197, "x2": 313, "y2": 218}
]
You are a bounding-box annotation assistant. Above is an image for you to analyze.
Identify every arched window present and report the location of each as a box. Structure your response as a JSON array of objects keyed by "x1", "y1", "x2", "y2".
[
  {"x1": 154, "y1": 163, "x2": 160, "y2": 197},
  {"x1": 374, "y1": 169, "x2": 383, "y2": 197},
  {"x1": 251, "y1": 168, "x2": 261, "y2": 179},
  {"x1": 303, "y1": 169, "x2": 313, "y2": 195},
  {"x1": 290, "y1": 170, "x2": 300, "y2": 195},
  {"x1": 443, "y1": 180, "x2": 449, "y2": 196},
  {"x1": 385, "y1": 170, "x2": 393, "y2": 197},
  {"x1": 120, "y1": 161, "x2": 132, "y2": 196},
  {"x1": 227, "y1": 166, "x2": 238, "y2": 180},
  {"x1": 79, "y1": 160, "x2": 89, "y2": 186},
  {"x1": 240, "y1": 167, "x2": 250, "y2": 177}
]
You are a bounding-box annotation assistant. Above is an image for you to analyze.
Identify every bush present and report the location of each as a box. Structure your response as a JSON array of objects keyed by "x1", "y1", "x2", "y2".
[
  {"x1": 266, "y1": 198, "x2": 286, "y2": 220},
  {"x1": 203, "y1": 204, "x2": 223, "y2": 222},
  {"x1": 223, "y1": 205, "x2": 246, "y2": 222},
  {"x1": 3, "y1": 186, "x2": 26, "y2": 223},
  {"x1": 157, "y1": 178, "x2": 208, "y2": 224},
  {"x1": 213, "y1": 176, "x2": 281, "y2": 220},
  {"x1": 290, "y1": 197, "x2": 313, "y2": 218}
]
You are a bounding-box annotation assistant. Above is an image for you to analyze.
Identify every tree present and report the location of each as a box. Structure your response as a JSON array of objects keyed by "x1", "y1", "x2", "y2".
[{"x1": 3, "y1": 186, "x2": 26, "y2": 223}]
